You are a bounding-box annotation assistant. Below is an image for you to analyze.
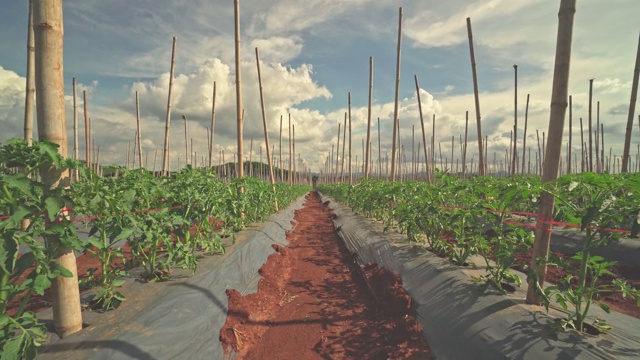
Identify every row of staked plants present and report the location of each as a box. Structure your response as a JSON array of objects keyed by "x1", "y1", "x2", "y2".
[
  {"x1": 318, "y1": 170, "x2": 640, "y2": 334},
  {"x1": 0, "y1": 138, "x2": 309, "y2": 359}
]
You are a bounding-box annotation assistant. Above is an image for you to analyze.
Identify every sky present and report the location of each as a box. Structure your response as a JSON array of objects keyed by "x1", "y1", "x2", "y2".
[{"x1": 1, "y1": 0, "x2": 639, "y2": 174}]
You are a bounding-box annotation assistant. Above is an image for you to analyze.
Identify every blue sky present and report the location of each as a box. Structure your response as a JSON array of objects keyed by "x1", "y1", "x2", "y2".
[{"x1": 1, "y1": 0, "x2": 639, "y2": 173}]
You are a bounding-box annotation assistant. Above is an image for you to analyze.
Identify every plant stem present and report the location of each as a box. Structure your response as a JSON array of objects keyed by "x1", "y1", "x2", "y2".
[{"x1": 576, "y1": 227, "x2": 592, "y2": 331}]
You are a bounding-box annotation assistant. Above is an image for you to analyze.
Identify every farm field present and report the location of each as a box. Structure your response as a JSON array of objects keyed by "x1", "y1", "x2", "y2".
[{"x1": 3, "y1": 0, "x2": 640, "y2": 359}]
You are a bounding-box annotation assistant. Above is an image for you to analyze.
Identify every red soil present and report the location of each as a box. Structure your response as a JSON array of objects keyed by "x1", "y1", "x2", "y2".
[{"x1": 220, "y1": 192, "x2": 431, "y2": 359}]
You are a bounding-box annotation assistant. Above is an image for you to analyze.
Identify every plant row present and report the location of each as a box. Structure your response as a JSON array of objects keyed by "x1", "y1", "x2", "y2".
[
  {"x1": 1, "y1": 138, "x2": 309, "y2": 359},
  {"x1": 318, "y1": 171, "x2": 640, "y2": 334}
]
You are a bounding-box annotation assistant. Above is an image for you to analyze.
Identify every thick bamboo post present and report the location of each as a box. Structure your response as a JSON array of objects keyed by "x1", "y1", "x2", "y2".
[
  {"x1": 24, "y1": 0, "x2": 35, "y2": 146},
  {"x1": 467, "y1": 17, "x2": 485, "y2": 176},
  {"x1": 161, "y1": 36, "x2": 177, "y2": 176},
  {"x1": 512, "y1": 64, "x2": 518, "y2": 175},
  {"x1": 83, "y1": 91, "x2": 90, "y2": 168},
  {"x1": 288, "y1": 113, "x2": 292, "y2": 186},
  {"x1": 233, "y1": 1, "x2": 244, "y2": 179},
  {"x1": 390, "y1": 7, "x2": 403, "y2": 182},
  {"x1": 567, "y1": 95, "x2": 572, "y2": 174},
  {"x1": 135, "y1": 91, "x2": 143, "y2": 168},
  {"x1": 33, "y1": 0, "x2": 82, "y2": 337},
  {"x1": 526, "y1": 0, "x2": 576, "y2": 305},
  {"x1": 209, "y1": 81, "x2": 216, "y2": 168},
  {"x1": 255, "y1": 48, "x2": 278, "y2": 209},
  {"x1": 365, "y1": 56, "x2": 373, "y2": 179},
  {"x1": 622, "y1": 32, "x2": 640, "y2": 172}
]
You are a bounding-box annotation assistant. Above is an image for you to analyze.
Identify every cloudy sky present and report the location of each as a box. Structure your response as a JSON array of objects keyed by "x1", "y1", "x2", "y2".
[{"x1": 1, "y1": 0, "x2": 639, "y2": 174}]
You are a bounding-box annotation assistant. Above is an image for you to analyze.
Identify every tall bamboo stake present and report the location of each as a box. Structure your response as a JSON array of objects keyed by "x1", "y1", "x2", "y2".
[
  {"x1": 463, "y1": 111, "x2": 469, "y2": 177},
  {"x1": 255, "y1": 47, "x2": 278, "y2": 209},
  {"x1": 431, "y1": 115, "x2": 436, "y2": 174},
  {"x1": 33, "y1": 0, "x2": 82, "y2": 337},
  {"x1": 415, "y1": 75, "x2": 432, "y2": 183},
  {"x1": 24, "y1": 0, "x2": 35, "y2": 146},
  {"x1": 390, "y1": 7, "x2": 403, "y2": 182},
  {"x1": 579, "y1": 117, "x2": 585, "y2": 172},
  {"x1": 335, "y1": 122, "x2": 341, "y2": 182},
  {"x1": 512, "y1": 64, "x2": 518, "y2": 175},
  {"x1": 233, "y1": 1, "x2": 243, "y2": 179},
  {"x1": 365, "y1": 56, "x2": 373, "y2": 179},
  {"x1": 249, "y1": 138, "x2": 253, "y2": 177},
  {"x1": 209, "y1": 81, "x2": 216, "y2": 168},
  {"x1": 520, "y1": 94, "x2": 530, "y2": 174},
  {"x1": 288, "y1": 113, "x2": 292, "y2": 186},
  {"x1": 279, "y1": 115, "x2": 283, "y2": 181},
  {"x1": 135, "y1": 91, "x2": 143, "y2": 168},
  {"x1": 341, "y1": 112, "x2": 346, "y2": 181},
  {"x1": 566, "y1": 95, "x2": 572, "y2": 174},
  {"x1": 377, "y1": 117, "x2": 382, "y2": 179},
  {"x1": 467, "y1": 17, "x2": 485, "y2": 176},
  {"x1": 595, "y1": 101, "x2": 600, "y2": 172},
  {"x1": 348, "y1": 92, "x2": 353, "y2": 184},
  {"x1": 622, "y1": 32, "x2": 640, "y2": 172},
  {"x1": 601, "y1": 123, "x2": 605, "y2": 172},
  {"x1": 72, "y1": 78, "x2": 78, "y2": 179},
  {"x1": 526, "y1": 0, "x2": 576, "y2": 305},
  {"x1": 161, "y1": 36, "x2": 177, "y2": 176},
  {"x1": 153, "y1": 149, "x2": 157, "y2": 175},
  {"x1": 587, "y1": 78, "x2": 594, "y2": 172},
  {"x1": 83, "y1": 90, "x2": 90, "y2": 168},
  {"x1": 293, "y1": 124, "x2": 297, "y2": 184}
]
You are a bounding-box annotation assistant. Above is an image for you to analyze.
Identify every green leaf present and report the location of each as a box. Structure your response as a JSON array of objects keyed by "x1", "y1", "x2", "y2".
[
  {"x1": 52, "y1": 262, "x2": 73, "y2": 278},
  {"x1": 44, "y1": 195, "x2": 66, "y2": 222},
  {"x1": 112, "y1": 279, "x2": 126, "y2": 287},
  {"x1": 1, "y1": 333, "x2": 25, "y2": 360},
  {"x1": 599, "y1": 303, "x2": 611, "y2": 313},
  {"x1": 33, "y1": 274, "x2": 52, "y2": 295},
  {"x1": 0, "y1": 233, "x2": 18, "y2": 274}
]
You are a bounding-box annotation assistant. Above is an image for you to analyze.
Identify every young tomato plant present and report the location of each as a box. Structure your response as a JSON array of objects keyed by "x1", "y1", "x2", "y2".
[{"x1": 477, "y1": 226, "x2": 533, "y2": 293}]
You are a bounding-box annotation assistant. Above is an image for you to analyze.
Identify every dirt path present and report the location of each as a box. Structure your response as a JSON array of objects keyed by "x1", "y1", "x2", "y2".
[{"x1": 220, "y1": 191, "x2": 430, "y2": 359}]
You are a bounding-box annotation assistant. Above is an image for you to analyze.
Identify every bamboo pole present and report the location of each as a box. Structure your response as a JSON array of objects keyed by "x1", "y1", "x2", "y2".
[
  {"x1": 348, "y1": 92, "x2": 353, "y2": 184},
  {"x1": 526, "y1": 0, "x2": 576, "y2": 305},
  {"x1": 580, "y1": 117, "x2": 585, "y2": 172},
  {"x1": 588, "y1": 78, "x2": 594, "y2": 172},
  {"x1": 390, "y1": 7, "x2": 403, "y2": 182},
  {"x1": 135, "y1": 91, "x2": 143, "y2": 168},
  {"x1": 622, "y1": 32, "x2": 640, "y2": 172},
  {"x1": 463, "y1": 111, "x2": 469, "y2": 177},
  {"x1": 293, "y1": 124, "x2": 297, "y2": 184},
  {"x1": 161, "y1": 36, "x2": 177, "y2": 176},
  {"x1": 512, "y1": 64, "x2": 518, "y2": 175},
  {"x1": 24, "y1": 0, "x2": 35, "y2": 146},
  {"x1": 153, "y1": 149, "x2": 157, "y2": 175},
  {"x1": 520, "y1": 94, "x2": 530, "y2": 174},
  {"x1": 567, "y1": 95, "x2": 572, "y2": 174},
  {"x1": 377, "y1": 117, "x2": 382, "y2": 179},
  {"x1": 249, "y1": 138, "x2": 253, "y2": 177},
  {"x1": 279, "y1": 115, "x2": 283, "y2": 181},
  {"x1": 467, "y1": 17, "x2": 485, "y2": 176},
  {"x1": 255, "y1": 47, "x2": 278, "y2": 209},
  {"x1": 233, "y1": 1, "x2": 244, "y2": 179},
  {"x1": 415, "y1": 75, "x2": 432, "y2": 183},
  {"x1": 83, "y1": 91, "x2": 90, "y2": 168},
  {"x1": 595, "y1": 101, "x2": 600, "y2": 172},
  {"x1": 365, "y1": 56, "x2": 373, "y2": 179},
  {"x1": 126, "y1": 140, "x2": 131, "y2": 170},
  {"x1": 72, "y1": 78, "x2": 78, "y2": 179},
  {"x1": 335, "y1": 122, "x2": 341, "y2": 182},
  {"x1": 431, "y1": 115, "x2": 436, "y2": 175},
  {"x1": 33, "y1": 0, "x2": 82, "y2": 337},
  {"x1": 341, "y1": 112, "x2": 347, "y2": 181},
  {"x1": 288, "y1": 113, "x2": 292, "y2": 186},
  {"x1": 601, "y1": 123, "x2": 605, "y2": 173},
  {"x1": 209, "y1": 81, "x2": 216, "y2": 168}
]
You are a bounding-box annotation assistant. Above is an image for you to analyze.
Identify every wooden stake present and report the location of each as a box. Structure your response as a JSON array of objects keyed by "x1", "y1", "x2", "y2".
[
  {"x1": 33, "y1": 0, "x2": 82, "y2": 337},
  {"x1": 365, "y1": 56, "x2": 373, "y2": 179},
  {"x1": 24, "y1": 0, "x2": 35, "y2": 146},
  {"x1": 335, "y1": 122, "x2": 341, "y2": 182},
  {"x1": 467, "y1": 17, "x2": 485, "y2": 176},
  {"x1": 390, "y1": 7, "x2": 403, "y2": 182},
  {"x1": 136, "y1": 91, "x2": 143, "y2": 168},
  {"x1": 161, "y1": 36, "x2": 177, "y2": 176},
  {"x1": 588, "y1": 78, "x2": 594, "y2": 172},
  {"x1": 526, "y1": 0, "x2": 576, "y2": 305},
  {"x1": 415, "y1": 75, "x2": 432, "y2": 182},
  {"x1": 255, "y1": 47, "x2": 278, "y2": 209},
  {"x1": 348, "y1": 92, "x2": 353, "y2": 184},
  {"x1": 72, "y1": 78, "x2": 78, "y2": 180},
  {"x1": 512, "y1": 64, "x2": 518, "y2": 175},
  {"x1": 378, "y1": 117, "x2": 382, "y2": 179},
  {"x1": 567, "y1": 95, "x2": 572, "y2": 174},
  {"x1": 622, "y1": 32, "x2": 640, "y2": 172},
  {"x1": 233, "y1": 1, "x2": 243, "y2": 179},
  {"x1": 83, "y1": 91, "x2": 90, "y2": 168},
  {"x1": 209, "y1": 81, "x2": 216, "y2": 168},
  {"x1": 288, "y1": 113, "x2": 293, "y2": 186},
  {"x1": 341, "y1": 112, "x2": 347, "y2": 181}
]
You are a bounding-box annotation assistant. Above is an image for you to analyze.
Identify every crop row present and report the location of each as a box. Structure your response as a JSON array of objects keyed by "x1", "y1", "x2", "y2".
[
  {"x1": 0, "y1": 138, "x2": 309, "y2": 359},
  {"x1": 318, "y1": 171, "x2": 640, "y2": 333}
]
